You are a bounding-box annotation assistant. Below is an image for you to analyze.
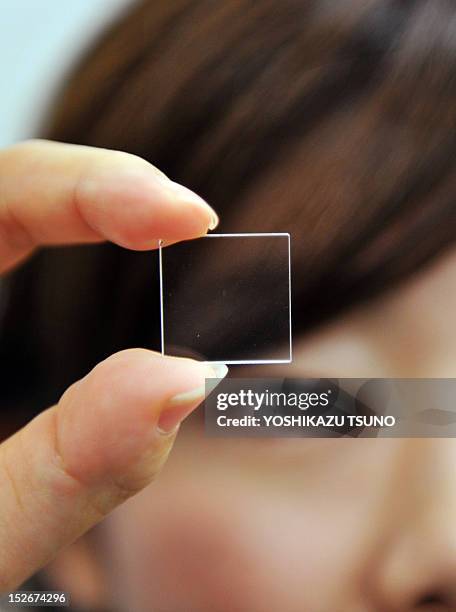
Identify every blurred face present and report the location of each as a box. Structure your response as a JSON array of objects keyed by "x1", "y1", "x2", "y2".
[{"x1": 49, "y1": 248, "x2": 456, "y2": 611}]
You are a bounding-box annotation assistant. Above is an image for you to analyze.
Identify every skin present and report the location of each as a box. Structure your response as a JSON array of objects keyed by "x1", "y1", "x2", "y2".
[
  {"x1": 2, "y1": 140, "x2": 456, "y2": 610},
  {"x1": 0, "y1": 139, "x2": 222, "y2": 591},
  {"x1": 47, "y1": 247, "x2": 456, "y2": 610}
]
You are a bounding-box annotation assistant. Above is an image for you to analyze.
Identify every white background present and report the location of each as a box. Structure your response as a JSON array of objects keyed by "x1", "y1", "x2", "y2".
[{"x1": 0, "y1": 0, "x2": 133, "y2": 147}]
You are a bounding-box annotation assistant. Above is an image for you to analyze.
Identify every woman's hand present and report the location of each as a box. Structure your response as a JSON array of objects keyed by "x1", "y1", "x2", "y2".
[{"x1": 0, "y1": 140, "x2": 223, "y2": 591}]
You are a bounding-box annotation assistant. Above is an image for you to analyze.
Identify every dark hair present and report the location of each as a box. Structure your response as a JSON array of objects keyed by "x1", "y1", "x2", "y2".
[{"x1": 2, "y1": 0, "x2": 456, "y2": 419}]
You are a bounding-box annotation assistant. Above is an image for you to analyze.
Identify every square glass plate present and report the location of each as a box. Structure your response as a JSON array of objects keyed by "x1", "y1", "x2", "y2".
[{"x1": 159, "y1": 233, "x2": 292, "y2": 364}]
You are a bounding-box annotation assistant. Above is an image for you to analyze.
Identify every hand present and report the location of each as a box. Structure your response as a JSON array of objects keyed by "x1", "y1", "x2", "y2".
[{"x1": 0, "y1": 140, "x2": 224, "y2": 591}]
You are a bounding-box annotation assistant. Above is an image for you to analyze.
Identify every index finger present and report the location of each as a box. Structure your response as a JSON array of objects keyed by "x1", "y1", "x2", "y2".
[{"x1": 0, "y1": 140, "x2": 218, "y2": 273}]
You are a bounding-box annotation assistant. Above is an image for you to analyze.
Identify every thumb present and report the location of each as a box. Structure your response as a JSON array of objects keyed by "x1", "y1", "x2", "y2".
[{"x1": 0, "y1": 349, "x2": 227, "y2": 592}]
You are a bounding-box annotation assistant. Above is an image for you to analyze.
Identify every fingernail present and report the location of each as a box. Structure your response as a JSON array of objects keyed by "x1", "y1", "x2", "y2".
[
  {"x1": 169, "y1": 182, "x2": 219, "y2": 230},
  {"x1": 205, "y1": 362, "x2": 229, "y2": 379},
  {"x1": 157, "y1": 363, "x2": 229, "y2": 434}
]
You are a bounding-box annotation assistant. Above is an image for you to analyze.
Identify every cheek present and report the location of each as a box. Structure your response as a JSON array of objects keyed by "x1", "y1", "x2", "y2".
[
  {"x1": 104, "y1": 472, "x2": 365, "y2": 612},
  {"x1": 144, "y1": 498, "x2": 258, "y2": 610},
  {"x1": 107, "y1": 482, "x2": 269, "y2": 611},
  {"x1": 102, "y1": 438, "x2": 393, "y2": 611}
]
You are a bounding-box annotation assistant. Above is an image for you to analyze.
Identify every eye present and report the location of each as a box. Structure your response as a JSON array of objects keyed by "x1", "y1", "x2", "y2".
[
  {"x1": 332, "y1": 383, "x2": 379, "y2": 437},
  {"x1": 280, "y1": 378, "x2": 378, "y2": 438}
]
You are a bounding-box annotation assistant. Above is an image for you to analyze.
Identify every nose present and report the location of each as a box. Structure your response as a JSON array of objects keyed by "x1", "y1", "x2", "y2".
[
  {"x1": 373, "y1": 528, "x2": 456, "y2": 610},
  {"x1": 368, "y1": 439, "x2": 456, "y2": 611}
]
